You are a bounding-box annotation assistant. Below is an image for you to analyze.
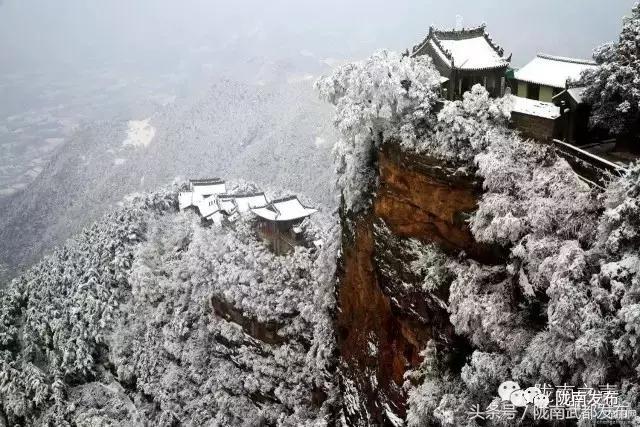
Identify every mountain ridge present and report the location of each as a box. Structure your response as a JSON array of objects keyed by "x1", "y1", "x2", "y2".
[{"x1": 0, "y1": 78, "x2": 337, "y2": 278}]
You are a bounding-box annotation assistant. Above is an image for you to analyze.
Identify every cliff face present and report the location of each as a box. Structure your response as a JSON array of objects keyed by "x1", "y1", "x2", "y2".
[{"x1": 336, "y1": 143, "x2": 498, "y2": 425}]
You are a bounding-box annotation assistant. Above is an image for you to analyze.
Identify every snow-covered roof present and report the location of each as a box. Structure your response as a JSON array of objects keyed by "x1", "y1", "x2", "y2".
[
  {"x1": 232, "y1": 193, "x2": 268, "y2": 213},
  {"x1": 181, "y1": 179, "x2": 315, "y2": 227},
  {"x1": 510, "y1": 95, "x2": 560, "y2": 120},
  {"x1": 189, "y1": 178, "x2": 226, "y2": 197},
  {"x1": 567, "y1": 87, "x2": 586, "y2": 104},
  {"x1": 413, "y1": 25, "x2": 510, "y2": 71},
  {"x1": 428, "y1": 40, "x2": 452, "y2": 67},
  {"x1": 437, "y1": 37, "x2": 508, "y2": 70},
  {"x1": 198, "y1": 196, "x2": 221, "y2": 218},
  {"x1": 205, "y1": 211, "x2": 224, "y2": 225},
  {"x1": 178, "y1": 192, "x2": 194, "y2": 210},
  {"x1": 190, "y1": 178, "x2": 224, "y2": 186},
  {"x1": 251, "y1": 196, "x2": 317, "y2": 222},
  {"x1": 217, "y1": 197, "x2": 236, "y2": 214},
  {"x1": 514, "y1": 54, "x2": 598, "y2": 89},
  {"x1": 553, "y1": 86, "x2": 588, "y2": 105}
]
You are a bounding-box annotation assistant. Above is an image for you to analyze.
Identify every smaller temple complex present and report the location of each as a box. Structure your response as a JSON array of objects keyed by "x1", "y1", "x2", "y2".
[
  {"x1": 179, "y1": 179, "x2": 317, "y2": 253},
  {"x1": 507, "y1": 54, "x2": 599, "y2": 143}
]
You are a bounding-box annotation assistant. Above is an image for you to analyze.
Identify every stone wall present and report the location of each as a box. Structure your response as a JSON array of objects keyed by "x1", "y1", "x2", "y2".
[{"x1": 511, "y1": 111, "x2": 557, "y2": 141}]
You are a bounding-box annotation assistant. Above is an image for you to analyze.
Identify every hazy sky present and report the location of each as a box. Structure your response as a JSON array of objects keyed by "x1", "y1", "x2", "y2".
[{"x1": 0, "y1": 0, "x2": 635, "y2": 74}]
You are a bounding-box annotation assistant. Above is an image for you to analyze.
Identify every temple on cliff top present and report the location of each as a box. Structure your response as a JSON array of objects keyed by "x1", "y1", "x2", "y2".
[
  {"x1": 179, "y1": 178, "x2": 317, "y2": 253},
  {"x1": 252, "y1": 196, "x2": 318, "y2": 254},
  {"x1": 411, "y1": 24, "x2": 511, "y2": 100}
]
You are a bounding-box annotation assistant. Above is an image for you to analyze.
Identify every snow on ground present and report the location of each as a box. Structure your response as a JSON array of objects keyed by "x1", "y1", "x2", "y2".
[{"x1": 122, "y1": 118, "x2": 155, "y2": 148}]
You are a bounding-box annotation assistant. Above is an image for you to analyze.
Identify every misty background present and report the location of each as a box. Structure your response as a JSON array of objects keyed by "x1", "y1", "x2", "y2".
[
  {"x1": 0, "y1": 0, "x2": 632, "y2": 196},
  {"x1": 0, "y1": 0, "x2": 634, "y2": 277}
]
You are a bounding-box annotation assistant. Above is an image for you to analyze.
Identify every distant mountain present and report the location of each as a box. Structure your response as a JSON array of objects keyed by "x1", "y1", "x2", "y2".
[{"x1": 0, "y1": 79, "x2": 337, "y2": 277}]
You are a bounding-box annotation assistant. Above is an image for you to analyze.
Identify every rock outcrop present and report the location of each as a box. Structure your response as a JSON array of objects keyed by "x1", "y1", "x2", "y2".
[{"x1": 336, "y1": 142, "x2": 500, "y2": 425}]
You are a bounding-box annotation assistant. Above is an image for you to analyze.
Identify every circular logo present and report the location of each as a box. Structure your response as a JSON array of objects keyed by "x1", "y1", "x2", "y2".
[
  {"x1": 510, "y1": 389, "x2": 527, "y2": 407},
  {"x1": 498, "y1": 381, "x2": 521, "y2": 401},
  {"x1": 533, "y1": 394, "x2": 550, "y2": 409},
  {"x1": 524, "y1": 387, "x2": 541, "y2": 404}
]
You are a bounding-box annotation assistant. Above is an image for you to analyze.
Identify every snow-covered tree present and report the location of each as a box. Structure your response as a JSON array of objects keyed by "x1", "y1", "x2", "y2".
[
  {"x1": 581, "y1": 4, "x2": 640, "y2": 136},
  {"x1": 110, "y1": 210, "x2": 337, "y2": 425},
  {"x1": 594, "y1": 162, "x2": 640, "y2": 376},
  {"x1": 315, "y1": 50, "x2": 442, "y2": 212},
  {"x1": 421, "y1": 85, "x2": 511, "y2": 162},
  {"x1": 315, "y1": 41, "x2": 640, "y2": 424},
  {"x1": 0, "y1": 182, "x2": 338, "y2": 426}
]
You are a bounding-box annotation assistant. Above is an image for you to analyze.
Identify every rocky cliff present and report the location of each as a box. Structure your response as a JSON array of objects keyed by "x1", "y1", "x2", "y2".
[{"x1": 336, "y1": 142, "x2": 501, "y2": 425}]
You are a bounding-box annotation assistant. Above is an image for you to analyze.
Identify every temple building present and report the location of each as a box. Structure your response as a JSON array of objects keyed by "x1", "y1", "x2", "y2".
[
  {"x1": 231, "y1": 192, "x2": 268, "y2": 213},
  {"x1": 410, "y1": 25, "x2": 511, "y2": 99},
  {"x1": 551, "y1": 87, "x2": 591, "y2": 144},
  {"x1": 251, "y1": 196, "x2": 318, "y2": 254},
  {"x1": 511, "y1": 54, "x2": 597, "y2": 102},
  {"x1": 178, "y1": 179, "x2": 318, "y2": 252},
  {"x1": 181, "y1": 189, "x2": 270, "y2": 226},
  {"x1": 506, "y1": 54, "x2": 599, "y2": 143},
  {"x1": 509, "y1": 95, "x2": 560, "y2": 141},
  {"x1": 178, "y1": 178, "x2": 227, "y2": 211},
  {"x1": 552, "y1": 86, "x2": 613, "y2": 146},
  {"x1": 199, "y1": 196, "x2": 224, "y2": 223}
]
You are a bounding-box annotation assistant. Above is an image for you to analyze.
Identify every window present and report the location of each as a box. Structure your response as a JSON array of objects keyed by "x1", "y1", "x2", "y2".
[{"x1": 527, "y1": 83, "x2": 540, "y2": 100}]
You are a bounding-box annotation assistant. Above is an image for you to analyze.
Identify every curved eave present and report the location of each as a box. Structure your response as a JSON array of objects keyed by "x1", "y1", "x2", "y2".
[
  {"x1": 410, "y1": 39, "x2": 437, "y2": 59},
  {"x1": 251, "y1": 208, "x2": 318, "y2": 222},
  {"x1": 414, "y1": 38, "x2": 510, "y2": 72},
  {"x1": 454, "y1": 63, "x2": 510, "y2": 72},
  {"x1": 512, "y1": 75, "x2": 564, "y2": 89}
]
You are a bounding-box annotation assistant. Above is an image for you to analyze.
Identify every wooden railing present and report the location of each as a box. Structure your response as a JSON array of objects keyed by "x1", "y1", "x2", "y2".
[{"x1": 552, "y1": 139, "x2": 627, "y2": 188}]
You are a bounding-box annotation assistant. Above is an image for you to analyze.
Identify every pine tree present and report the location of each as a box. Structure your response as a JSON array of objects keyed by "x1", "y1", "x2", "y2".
[
  {"x1": 582, "y1": 4, "x2": 640, "y2": 137},
  {"x1": 315, "y1": 50, "x2": 442, "y2": 213}
]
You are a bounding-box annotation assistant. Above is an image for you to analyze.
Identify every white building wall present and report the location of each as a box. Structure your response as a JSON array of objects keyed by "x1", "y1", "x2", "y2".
[{"x1": 191, "y1": 183, "x2": 226, "y2": 197}]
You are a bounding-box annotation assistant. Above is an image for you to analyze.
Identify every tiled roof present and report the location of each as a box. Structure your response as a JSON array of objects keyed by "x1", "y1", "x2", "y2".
[
  {"x1": 413, "y1": 25, "x2": 510, "y2": 71},
  {"x1": 514, "y1": 54, "x2": 597, "y2": 88},
  {"x1": 251, "y1": 196, "x2": 317, "y2": 222}
]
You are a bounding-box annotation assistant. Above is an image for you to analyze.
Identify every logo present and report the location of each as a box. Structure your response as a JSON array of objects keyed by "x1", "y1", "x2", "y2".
[{"x1": 467, "y1": 382, "x2": 636, "y2": 422}]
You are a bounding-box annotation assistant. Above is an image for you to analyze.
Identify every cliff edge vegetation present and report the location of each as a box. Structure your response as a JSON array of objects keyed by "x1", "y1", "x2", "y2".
[{"x1": 317, "y1": 50, "x2": 640, "y2": 426}]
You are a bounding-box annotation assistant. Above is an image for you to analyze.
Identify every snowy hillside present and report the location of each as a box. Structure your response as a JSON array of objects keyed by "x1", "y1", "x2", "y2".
[
  {"x1": 0, "y1": 79, "x2": 337, "y2": 279},
  {"x1": 0, "y1": 184, "x2": 337, "y2": 425}
]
